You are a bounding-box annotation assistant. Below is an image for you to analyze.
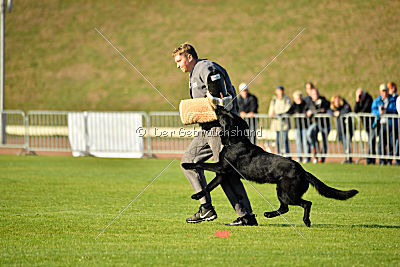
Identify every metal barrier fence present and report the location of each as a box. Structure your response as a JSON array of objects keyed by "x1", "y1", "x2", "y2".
[
  {"x1": 251, "y1": 113, "x2": 400, "y2": 164},
  {"x1": 0, "y1": 110, "x2": 26, "y2": 149},
  {"x1": 26, "y1": 111, "x2": 70, "y2": 152},
  {"x1": 1, "y1": 110, "x2": 399, "y2": 163}
]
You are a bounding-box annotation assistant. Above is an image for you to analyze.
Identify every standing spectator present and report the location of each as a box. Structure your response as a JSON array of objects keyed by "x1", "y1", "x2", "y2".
[
  {"x1": 388, "y1": 82, "x2": 399, "y2": 165},
  {"x1": 286, "y1": 91, "x2": 310, "y2": 163},
  {"x1": 371, "y1": 83, "x2": 397, "y2": 165},
  {"x1": 304, "y1": 82, "x2": 315, "y2": 104},
  {"x1": 306, "y1": 88, "x2": 331, "y2": 163},
  {"x1": 354, "y1": 88, "x2": 373, "y2": 114},
  {"x1": 388, "y1": 82, "x2": 398, "y2": 98},
  {"x1": 269, "y1": 85, "x2": 291, "y2": 155},
  {"x1": 238, "y1": 83, "x2": 258, "y2": 144},
  {"x1": 397, "y1": 94, "x2": 400, "y2": 115},
  {"x1": 329, "y1": 95, "x2": 353, "y2": 163},
  {"x1": 396, "y1": 93, "x2": 400, "y2": 165},
  {"x1": 354, "y1": 88, "x2": 375, "y2": 164}
]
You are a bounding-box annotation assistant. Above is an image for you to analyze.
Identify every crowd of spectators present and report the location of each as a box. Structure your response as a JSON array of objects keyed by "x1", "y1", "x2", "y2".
[{"x1": 237, "y1": 81, "x2": 400, "y2": 165}]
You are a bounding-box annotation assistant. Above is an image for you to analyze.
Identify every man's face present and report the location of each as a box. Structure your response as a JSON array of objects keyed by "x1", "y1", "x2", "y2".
[
  {"x1": 275, "y1": 89, "x2": 284, "y2": 98},
  {"x1": 380, "y1": 90, "x2": 388, "y2": 99},
  {"x1": 174, "y1": 54, "x2": 193, "y2": 73},
  {"x1": 239, "y1": 89, "x2": 248, "y2": 98},
  {"x1": 293, "y1": 94, "x2": 302, "y2": 104},
  {"x1": 310, "y1": 89, "x2": 319, "y2": 101}
]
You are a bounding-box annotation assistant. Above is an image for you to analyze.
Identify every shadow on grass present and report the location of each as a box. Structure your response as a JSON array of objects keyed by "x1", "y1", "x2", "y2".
[{"x1": 264, "y1": 223, "x2": 400, "y2": 229}]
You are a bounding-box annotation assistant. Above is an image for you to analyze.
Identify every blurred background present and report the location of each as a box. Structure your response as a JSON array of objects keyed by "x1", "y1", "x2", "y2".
[{"x1": 4, "y1": 0, "x2": 399, "y2": 112}]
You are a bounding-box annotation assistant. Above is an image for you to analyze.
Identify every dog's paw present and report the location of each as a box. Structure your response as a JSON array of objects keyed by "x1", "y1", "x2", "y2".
[
  {"x1": 182, "y1": 163, "x2": 197, "y2": 169},
  {"x1": 303, "y1": 218, "x2": 311, "y2": 227},
  {"x1": 191, "y1": 191, "x2": 205, "y2": 200}
]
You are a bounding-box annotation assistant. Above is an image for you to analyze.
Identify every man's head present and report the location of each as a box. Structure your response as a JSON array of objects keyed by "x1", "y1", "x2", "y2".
[
  {"x1": 239, "y1": 83, "x2": 249, "y2": 98},
  {"x1": 331, "y1": 95, "x2": 343, "y2": 109},
  {"x1": 387, "y1": 82, "x2": 397, "y2": 95},
  {"x1": 173, "y1": 43, "x2": 198, "y2": 73},
  {"x1": 379, "y1": 83, "x2": 389, "y2": 99},
  {"x1": 356, "y1": 88, "x2": 365, "y2": 97},
  {"x1": 305, "y1": 82, "x2": 315, "y2": 96},
  {"x1": 275, "y1": 85, "x2": 284, "y2": 99},
  {"x1": 292, "y1": 90, "x2": 303, "y2": 104},
  {"x1": 310, "y1": 88, "x2": 319, "y2": 101}
]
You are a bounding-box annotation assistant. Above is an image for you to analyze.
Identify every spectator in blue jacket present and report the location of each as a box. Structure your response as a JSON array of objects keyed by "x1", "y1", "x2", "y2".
[{"x1": 371, "y1": 83, "x2": 398, "y2": 165}]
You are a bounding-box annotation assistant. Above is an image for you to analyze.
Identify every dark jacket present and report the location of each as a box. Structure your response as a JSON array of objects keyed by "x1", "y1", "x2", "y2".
[
  {"x1": 305, "y1": 96, "x2": 331, "y2": 129},
  {"x1": 354, "y1": 92, "x2": 373, "y2": 131},
  {"x1": 328, "y1": 100, "x2": 353, "y2": 139},
  {"x1": 286, "y1": 100, "x2": 309, "y2": 130},
  {"x1": 354, "y1": 92, "x2": 373, "y2": 113},
  {"x1": 238, "y1": 93, "x2": 258, "y2": 114}
]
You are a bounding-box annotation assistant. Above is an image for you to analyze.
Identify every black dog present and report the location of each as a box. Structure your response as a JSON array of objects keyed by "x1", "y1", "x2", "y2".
[{"x1": 182, "y1": 106, "x2": 358, "y2": 227}]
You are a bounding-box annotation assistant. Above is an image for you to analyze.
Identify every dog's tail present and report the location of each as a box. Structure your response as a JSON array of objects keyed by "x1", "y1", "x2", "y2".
[{"x1": 305, "y1": 172, "x2": 358, "y2": 200}]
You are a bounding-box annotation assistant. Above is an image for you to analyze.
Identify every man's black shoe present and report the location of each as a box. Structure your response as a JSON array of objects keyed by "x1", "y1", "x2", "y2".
[
  {"x1": 226, "y1": 214, "x2": 258, "y2": 226},
  {"x1": 186, "y1": 204, "x2": 217, "y2": 223}
]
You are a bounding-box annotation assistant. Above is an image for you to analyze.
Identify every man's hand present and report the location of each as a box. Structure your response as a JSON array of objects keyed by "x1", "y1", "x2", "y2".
[
  {"x1": 248, "y1": 112, "x2": 255, "y2": 118},
  {"x1": 206, "y1": 91, "x2": 233, "y2": 111},
  {"x1": 306, "y1": 110, "x2": 313, "y2": 117},
  {"x1": 240, "y1": 111, "x2": 246, "y2": 119},
  {"x1": 355, "y1": 89, "x2": 363, "y2": 102}
]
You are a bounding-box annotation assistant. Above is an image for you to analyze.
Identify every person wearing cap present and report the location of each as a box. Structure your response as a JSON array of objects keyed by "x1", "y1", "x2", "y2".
[
  {"x1": 371, "y1": 83, "x2": 397, "y2": 165},
  {"x1": 286, "y1": 90, "x2": 310, "y2": 163},
  {"x1": 354, "y1": 88, "x2": 374, "y2": 164},
  {"x1": 238, "y1": 83, "x2": 258, "y2": 144},
  {"x1": 268, "y1": 85, "x2": 291, "y2": 155}
]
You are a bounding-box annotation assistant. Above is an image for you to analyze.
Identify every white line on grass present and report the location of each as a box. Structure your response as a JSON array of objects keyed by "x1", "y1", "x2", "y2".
[
  {"x1": 94, "y1": 27, "x2": 176, "y2": 110},
  {"x1": 95, "y1": 159, "x2": 176, "y2": 239},
  {"x1": 224, "y1": 158, "x2": 306, "y2": 239}
]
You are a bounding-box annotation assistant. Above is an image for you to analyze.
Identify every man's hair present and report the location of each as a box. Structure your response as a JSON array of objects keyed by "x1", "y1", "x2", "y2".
[
  {"x1": 172, "y1": 43, "x2": 198, "y2": 60},
  {"x1": 292, "y1": 90, "x2": 303, "y2": 98},
  {"x1": 305, "y1": 82, "x2": 315, "y2": 89}
]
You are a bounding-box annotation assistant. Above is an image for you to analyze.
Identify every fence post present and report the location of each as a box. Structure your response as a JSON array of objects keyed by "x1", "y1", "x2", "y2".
[
  {"x1": 24, "y1": 113, "x2": 30, "y2": 153},
  {"x1": 145, "y1": 112, "x2": 152, "y2": 157}
]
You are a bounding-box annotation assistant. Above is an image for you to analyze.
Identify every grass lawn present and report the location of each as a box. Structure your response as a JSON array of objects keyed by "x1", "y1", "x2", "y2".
[{"x1": 0, "y1": 155, "x2": 399, "y2": 265}]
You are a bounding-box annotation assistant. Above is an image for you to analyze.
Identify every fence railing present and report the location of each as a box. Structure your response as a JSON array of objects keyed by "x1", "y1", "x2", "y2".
[
  {"x1": 1, "y1": 110, "x2": 399, "y2": 163},
  {"x1": 0, "y1": 110, "x2": 26, "y2": 149}
]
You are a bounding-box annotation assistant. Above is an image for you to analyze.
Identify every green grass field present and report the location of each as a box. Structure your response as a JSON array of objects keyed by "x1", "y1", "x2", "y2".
[
  {"x1": 1, "y1": 155, "x2": 399, "y2": 265},
  {"x1": 5, "y1": 0, "x2": 400, "y2": 112}
]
